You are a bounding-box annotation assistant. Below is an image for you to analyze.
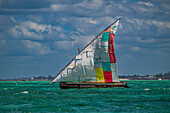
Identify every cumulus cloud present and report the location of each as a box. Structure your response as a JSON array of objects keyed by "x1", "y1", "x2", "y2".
[
  {"x1": 121, "y1": 18, "x2": 170, "y2": 36},
  {"x1": 76, "y1": 0, "x2": 103, "y2": 10},
  {"x1": 50, "y1": 4, "x2": 68, "y2": 11},
  {"x1": 28, "y1": 15, "x2": 44, "y2": 22},
  {"x1": 53, "y1": 26, "x2": 64, "y2": 32},
  {"x1": 0, "y1": 0, "x2": 131, "y2": 17},
  {"x1": 0, "y1": 15, "x2": 14, "y2": 29},
  {"x1": 0, "y1": 0, "x2": 163, "y2": 19},
  {"x1": 136, "y1": 37, "x2": 156, "y2": 43},
  {"x1": 9, "y1": 21, "x2": 60, "y2": 40},
  {"x1": 152, "y1": 20, "x2": 170, "y2": 29},
  {"x1": 22, "y1": 40, "x2": 50, "y2": 55},
  {"x1": 131, "y1": 46, "x2": 142, "y2": 52},
  {"x1": 89, "y1": 19, "x2": 98, "y2": 24},
  {"x1": 0, "y1": 0, "x2": 102, "y2": 16},
  {"x1": 137, "y1": 2, "x2": 154, "y2": 7},
  {"x1": 60, "y1": 17, "x2": 100, "y2": 35},
  {"x1": 71, "y1": 35, "x2": 96, "y2": 46},
  {"x1": 53, "y1": 41, "x2": 74, "y2": 50},
  {"x1": 10, "y1": 16, "x2": 17, "y2": 24}
]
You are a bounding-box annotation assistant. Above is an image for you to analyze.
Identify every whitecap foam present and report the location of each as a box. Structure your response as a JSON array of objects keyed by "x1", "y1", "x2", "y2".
[
  {"x1": 144, "y1": 89, "x2": 150, "y2": 91},
  {"x1": 21, "y1": 91, "x2": 29, "y2": 94}
]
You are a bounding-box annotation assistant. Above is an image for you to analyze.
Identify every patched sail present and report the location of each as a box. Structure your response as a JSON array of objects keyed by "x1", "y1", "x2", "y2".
[{"x1": 51, "y1": 18, "x2": 121, "y2": 83}]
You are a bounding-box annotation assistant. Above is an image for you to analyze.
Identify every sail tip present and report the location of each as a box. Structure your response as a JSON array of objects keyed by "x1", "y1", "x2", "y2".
[{"x1": 118, "y1": 17, "x2": 121, "y2": 20}]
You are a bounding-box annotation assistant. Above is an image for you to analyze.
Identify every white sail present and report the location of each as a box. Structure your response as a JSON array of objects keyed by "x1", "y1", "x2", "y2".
[{"x1": 51, "y1": 18, "x2": 121, "y2": 83}]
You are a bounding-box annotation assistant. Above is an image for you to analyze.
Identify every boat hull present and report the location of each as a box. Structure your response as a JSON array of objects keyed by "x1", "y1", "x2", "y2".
[{"x1": 59, "y1": 81, "x2": 129, "y2": 89}]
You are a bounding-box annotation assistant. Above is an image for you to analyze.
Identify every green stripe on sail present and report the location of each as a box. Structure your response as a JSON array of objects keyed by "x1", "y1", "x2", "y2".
[
  {"x1": 90, "y1": 58, "x2": 93, "y2": 66},
  {"x1": 112, "y1": 26, "x2": 117, "y2": 28},
  {"x1": 94, "y1": 62, "x2": 102, "y2": 64},
  {"x1": 101, "y1": 46, "x2": 108, "y2": 47},
  {"x1": 102, "y1": 62, "x2": 111, "y2": 71},
  {"x1": 84, "y1": 65, "x2": 88, "y2": 75},
  {"x1": 101, "y1": 32, "x2": 110, "y2": 42}
]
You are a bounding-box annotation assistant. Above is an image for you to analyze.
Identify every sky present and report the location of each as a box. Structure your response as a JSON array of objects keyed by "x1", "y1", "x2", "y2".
[{"x1": 0, "y1": 0, "x2": 170, "y2": 79}]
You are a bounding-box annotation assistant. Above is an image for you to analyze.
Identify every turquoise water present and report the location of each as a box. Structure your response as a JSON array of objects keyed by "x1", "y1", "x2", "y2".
[{"x1": 0, "y1": 80, "x2": 169, "y2": 113}]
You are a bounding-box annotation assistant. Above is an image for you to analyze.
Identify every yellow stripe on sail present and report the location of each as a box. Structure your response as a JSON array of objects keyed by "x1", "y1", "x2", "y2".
[{"x1": 95, "y1": 67, "x2": 105, "y2": 82}]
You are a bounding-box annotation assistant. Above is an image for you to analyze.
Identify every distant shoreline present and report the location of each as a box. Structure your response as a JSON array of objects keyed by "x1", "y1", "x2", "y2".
[
  {"x1": 0, "y1": 72, "x2": 170, "y2": 81},
  {"x1": 0, "y1": 78, "x2": 169, "y2": 82}
]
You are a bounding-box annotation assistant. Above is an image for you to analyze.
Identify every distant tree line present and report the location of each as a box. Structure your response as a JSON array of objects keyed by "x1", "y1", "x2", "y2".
[
  {"x1": 120, "y1": 71, "x2": 170, "y2": 80},
  {"x1": 1, "y1": 72, "x2": 170, "y2": 81},
  {"x1": 10, "y1": 75, "x2": 55, "y2": 81},
  {"x1": 23, "y1": 71, "x2": 170, "y2": 80},
  {"x1": 32, "y1": 75, "x2": 54, "y2": 80}
]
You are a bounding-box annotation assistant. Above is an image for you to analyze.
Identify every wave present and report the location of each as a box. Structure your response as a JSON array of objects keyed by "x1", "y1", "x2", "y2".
[
  {"x1": 144, "y1": 88, "x2": 150, "y2": 91},
  {"x1": 21, "y1": 91, "x2": 29, "y2": 94}
]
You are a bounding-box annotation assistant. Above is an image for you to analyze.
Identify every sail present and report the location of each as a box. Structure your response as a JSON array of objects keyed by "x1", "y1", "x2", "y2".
[{"x1": 51, "y1": 18, "x2": 121, "y2": 83}]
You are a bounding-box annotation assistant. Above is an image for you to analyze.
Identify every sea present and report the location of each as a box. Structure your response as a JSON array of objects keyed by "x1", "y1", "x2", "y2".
[{"x1": 0, "y1": 80, "x2": 169, "y2": 113}]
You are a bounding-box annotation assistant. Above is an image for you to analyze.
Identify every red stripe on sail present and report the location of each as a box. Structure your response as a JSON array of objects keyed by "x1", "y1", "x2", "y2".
[
  {"x1": 104, "y1": 71, "x2": 113, "y2": 82},
  {"x1": 108, "y1": 33, "x2": 116, "y2": 63}
]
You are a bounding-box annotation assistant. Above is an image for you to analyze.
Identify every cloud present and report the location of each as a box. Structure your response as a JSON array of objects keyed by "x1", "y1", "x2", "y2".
[
  {"x1": 137, "y1": 2, "x2": 154, "y2": 7},
  {"x1": 28, "y1": 21, "x2": 52, "y2": 33},
  {"x1": 22, "y1": 40, "x2": 50, "y2": 55},
  {"x1": 0, "y1": 39, "x2": 7, "y2": 55},
  {"x1": 59, "y1": 17, "x2": 100, "y2": 35},
  {"x1": 50, "y1": 4, "x2": 68, "y2": 11},
  {"x1": 76, "y1": 0, "x2": 103, "y2": 10},
  {"x1": 152, "y1": 20, "x2": 170, "y2": 29},
  {"x1": 159, "y1": 43, "x2": 170, "y2": 47},
  {"x1": 10, "y1": 16, "x2": 17, "y2": 24},
  {"x1": 136, "y1": 37, "x2": 156, "y2": 43},
  {"x1": 0, "y1": 15, "x2": 14, "y2": 29},
  {"x1": 121, "y1": 18, "x2": 170, "y2": 36},
  {"x1": 53, "y1": 41, "x2": 74, "y2": 50},
  {"x1": 72, "y1": 35, "x2": 96, "y2": 46},
  {"x1": 8, "y1": 21, "x2": 59, "y2": 40},
  {"x1": 59, "y1": 16, "x2": 122, "y2": 36},
  {"x1": 28, "y1": 15, "x2": 44, "y2": 22},
  {"x1": 131, "y1": 46, "x2": 142, "y2": 52},
  {"x1": 89, "y1": 19, "x2": 98, "y2": 24},
  {"x1": 52, "y1": 26, "x2": 64, "y2": 32},
  {"x1": 0, "y1": 0, "x2": 131, "y2": 16},
  {"x1": 115, "y1": 44, "x2": 122, "y2": 50},
  {"x1": 160, "y1": 2, "x2": 170, "y2": 11}
]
